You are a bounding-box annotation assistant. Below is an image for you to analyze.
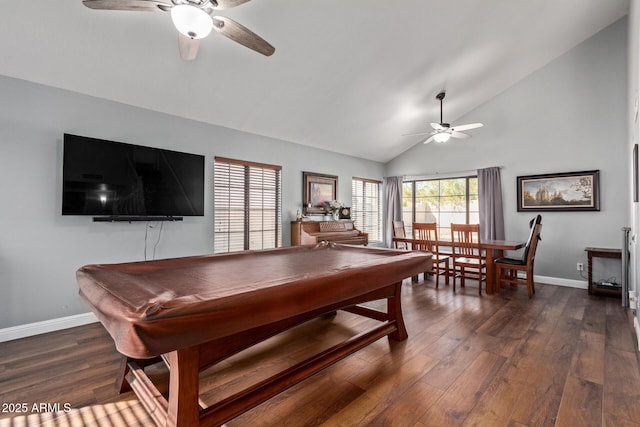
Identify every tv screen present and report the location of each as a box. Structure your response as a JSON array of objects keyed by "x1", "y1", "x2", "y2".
[{"x1": 62, "y1": 134, "x2": 205, "y2": 217}]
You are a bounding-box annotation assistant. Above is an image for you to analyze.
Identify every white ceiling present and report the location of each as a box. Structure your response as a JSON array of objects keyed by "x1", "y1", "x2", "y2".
[{"x1": 0, "y1": 0, "x2": 629, "y2": 162}]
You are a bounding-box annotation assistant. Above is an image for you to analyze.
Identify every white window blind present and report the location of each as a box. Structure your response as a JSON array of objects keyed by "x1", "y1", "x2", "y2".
[
  {"x1": 214, "y1": 157, "x2": 282, "y2": 253},
  {"x1": 351, "y1": 177, "x2": 382, "y2": 243}
]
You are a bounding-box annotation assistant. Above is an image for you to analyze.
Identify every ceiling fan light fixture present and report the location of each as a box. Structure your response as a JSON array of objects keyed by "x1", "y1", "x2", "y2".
[
  {"x1": 171, "y1": 4, "x2": 212, "y2": 39},
  {"x1": 433, "y1": 132, "x2": 451, "y2": 143}
]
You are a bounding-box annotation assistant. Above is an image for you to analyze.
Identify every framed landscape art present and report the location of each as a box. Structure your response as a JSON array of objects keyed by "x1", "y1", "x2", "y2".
[
  {"x1": 303, "y1": 172, "x2": 338, "y2": 215},
  {"x1": 517, "y1": 170, "x2": 600, "y2": 212}
]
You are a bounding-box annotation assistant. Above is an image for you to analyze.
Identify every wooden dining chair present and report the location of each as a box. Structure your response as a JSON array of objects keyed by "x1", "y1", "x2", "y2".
[
  {"x1": 392, "y1": 220, "x2": 408, "y2": 250},
  {"x1": 495, "y1": 215, "x2": 542, "y2": 298},
  {"x1": 450, "y1": 223, "x2": 486, "y2": 294},
  {"x1": 392, "y1": 220, "x2": 415, "y2": 280},
  {"x1": 412, "y1": 222, "x2": 450, "y2": 288}
]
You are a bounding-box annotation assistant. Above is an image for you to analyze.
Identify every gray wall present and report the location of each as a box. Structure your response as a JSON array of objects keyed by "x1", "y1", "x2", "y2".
[
  {"x1": 0, "y1": 76, "x2": 384, "y2": 328},
  {"x1": 386, "y1": 18, "x2": 629, "y2": 283},
  {"x1": 0, "y1": 17, "x2": 629, "y2": 330},
  {"x1": 629, "y1": 1, "x2": 639, "y2": 300}
]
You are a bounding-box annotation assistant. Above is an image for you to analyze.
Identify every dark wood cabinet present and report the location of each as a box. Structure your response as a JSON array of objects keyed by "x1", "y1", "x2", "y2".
[{"x1": 585, "y1": 247, "x2": 622, "y2": 297}]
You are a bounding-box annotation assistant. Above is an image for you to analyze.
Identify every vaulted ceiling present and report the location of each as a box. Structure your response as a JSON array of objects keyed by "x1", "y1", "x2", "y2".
[{"x1": 0, "y1": 0, "x2": 629, "y2": 162}]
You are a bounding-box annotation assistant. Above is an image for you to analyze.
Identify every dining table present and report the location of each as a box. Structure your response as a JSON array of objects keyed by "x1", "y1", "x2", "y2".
[
  {"x1": 480, "y1": 239, "x2": 527, "y2": 293},
  {"x1": 391, "y1": 236, "x2": 526, "y2": 294}
]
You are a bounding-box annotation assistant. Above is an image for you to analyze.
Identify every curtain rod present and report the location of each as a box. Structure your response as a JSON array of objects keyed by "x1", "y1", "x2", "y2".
[{"x1": 385, "y1": 166, "x2": 503, "y2": 181}]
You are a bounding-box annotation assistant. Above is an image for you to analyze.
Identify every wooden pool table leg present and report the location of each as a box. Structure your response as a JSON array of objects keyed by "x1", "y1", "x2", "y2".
[
  {"x1": 117, "y1": 356, "x2": 161, "y2": 393},
  {"x1": 117, "y1": 356, "x2": 132, "y2": 393},
  {"x1": 387, "y1": 282, "x2": 407, "y2": 341},
  {"x1": 166, "y1": 346, "x2": 201, "y2": 427},
  {"x1": 115, "y1": 351, "x2": 201, "y2": 427}
]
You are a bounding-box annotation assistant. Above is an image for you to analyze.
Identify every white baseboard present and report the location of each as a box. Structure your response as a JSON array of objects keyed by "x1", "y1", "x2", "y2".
[
  {"x1": 0, "y1": 275, "x2": 590, "y2": 343},
  {"x1": 0, "y1": 312, "x2": 98, "y2": 343},
  {"x1": 534, "y1": 275, "x2": 588, "y2": 289}
]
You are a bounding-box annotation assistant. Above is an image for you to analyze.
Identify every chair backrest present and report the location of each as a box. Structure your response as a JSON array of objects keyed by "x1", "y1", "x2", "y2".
[
  {"x1": 412, "y1": 222, "x2": 439, "y2": 252},
  {"x1": 528, "y1": 214, "x2": 542, "y2": 229},
  {"x1": 451, "y1": 223, "x2": 481, "y2": 257},
  {"x1": 393, "y1": 221, "x2": 406, "y2": 239},
  {"x1": 521, "y1": 215, "x2": 542, "y2": 262},
  {"x1": 524, "y1": 222, "x2": 542, "y2": 265},
  {"x1": 392, "y1": 220, "x2": 407, "y2": 249}
]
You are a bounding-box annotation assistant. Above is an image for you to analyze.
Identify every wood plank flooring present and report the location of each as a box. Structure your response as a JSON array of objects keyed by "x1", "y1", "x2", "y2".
[{"x1": 1, "y1": 278, "x2": 640, "y2": 426}]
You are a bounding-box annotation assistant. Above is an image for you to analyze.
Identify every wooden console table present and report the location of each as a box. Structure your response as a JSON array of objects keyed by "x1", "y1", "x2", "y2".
[{"x1": 585, "y1": 247, "x2": 622, "y2": 297}]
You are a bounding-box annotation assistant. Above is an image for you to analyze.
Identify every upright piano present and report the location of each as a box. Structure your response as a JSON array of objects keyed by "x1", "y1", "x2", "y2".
[{"x1": 291, "y1": 220, "x2": 368, "y2": 246}]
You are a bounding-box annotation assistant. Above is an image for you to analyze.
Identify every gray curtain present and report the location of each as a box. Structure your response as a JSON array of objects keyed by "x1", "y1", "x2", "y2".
[
  {"x1": 385, "y1": 176, "x2": 403, "y2": 247},
  {"x1": 478, "y1": 167, "x2": 505, "y2": 241}
]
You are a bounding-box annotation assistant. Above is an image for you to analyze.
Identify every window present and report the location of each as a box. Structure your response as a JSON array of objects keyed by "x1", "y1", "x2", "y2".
[
  {"x1": 402, "y1": 176, "x2": 478, "y2": 241},
  {"x1": 352, "y1": 177, "x2": 382, "y2": 243},
  {"x1": 214, "y1": 157, "x2": 282, "y2": 253}
]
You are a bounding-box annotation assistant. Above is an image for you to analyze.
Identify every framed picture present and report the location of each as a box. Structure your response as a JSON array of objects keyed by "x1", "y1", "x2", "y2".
[
  {"x1": 517, "y1": 170, "x2": 600, "y2": 212},
  {"x1": 634, "y1": 144, "x2": 638, "y2": 203},
  {"x1": 303, "y1": 172, "x2": 338, "y2": 215}
]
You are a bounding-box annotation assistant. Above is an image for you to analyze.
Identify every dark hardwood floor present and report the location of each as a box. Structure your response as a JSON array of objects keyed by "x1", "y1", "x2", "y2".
[{"x1": 1, "y1": 278, "x2": 640, "y2": 426}]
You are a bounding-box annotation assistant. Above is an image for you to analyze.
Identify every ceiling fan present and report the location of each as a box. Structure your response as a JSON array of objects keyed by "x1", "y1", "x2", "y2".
[
  {"x1": 82, "y1": 0, "x2": 275, "y2": 60},
  {"x1": 403, "y1": 92, "x2": 483, "y2": 144}
]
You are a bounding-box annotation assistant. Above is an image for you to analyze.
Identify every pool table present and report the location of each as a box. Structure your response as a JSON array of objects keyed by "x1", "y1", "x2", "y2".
[{"x1": 77, "y1": 242, "x2": 432, "y2": 427}]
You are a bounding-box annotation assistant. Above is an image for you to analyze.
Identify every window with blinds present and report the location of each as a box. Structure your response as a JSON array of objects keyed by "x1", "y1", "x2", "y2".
[
  {"x1": 214, "y1": 157, "x2": 282, "y2": 253},
  {"x1": 351, "y1": 177, "x2": 382, "y2": 243}
]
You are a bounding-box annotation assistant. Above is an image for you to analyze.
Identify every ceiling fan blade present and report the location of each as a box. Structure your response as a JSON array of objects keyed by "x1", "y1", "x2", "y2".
[
  {"x1": 423, "y1": 135, "x2": 435, "y2": 144},
  {"x1": 401, "y1": 131, "x2": 433, "y2": 137},
  {"x1": 212, "y1": 0, "x2": 252, "y2": 10},
  {"x1": 451, "y1": 131, "x2": 471, "y2": 139},
  {"x1": 211, "y1": 16, "x2": 275, "y2": 56},
  {"x1": 82, "y1": 0, "x2": 169, "y2": 11},
  {"x1": 430, "y1": 122, "x2": 444, "y2": 130},
  {"x1": 451, "y1": 123, "x2": 483, "y2": 132},
  {"x1": 178, "y1": 33, "x2": 200, "y2": 61}
]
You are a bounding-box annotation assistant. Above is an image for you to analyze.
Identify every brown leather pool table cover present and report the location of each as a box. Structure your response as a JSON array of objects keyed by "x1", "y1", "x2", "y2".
[{"x1": 77, "y1": 242, "x2": 432, "y2": 359}]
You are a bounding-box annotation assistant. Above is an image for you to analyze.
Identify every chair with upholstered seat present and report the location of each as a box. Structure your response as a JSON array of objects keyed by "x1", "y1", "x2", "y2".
[
  {"x1": 450, "y1": 223, "x2": 486, "y2": 294},
  {"x1": 495, "y1": 215, "x2": 542, "y2": 298},
  {"x1": 412, "y1": 222, "x2": 450, "y2": 288}
]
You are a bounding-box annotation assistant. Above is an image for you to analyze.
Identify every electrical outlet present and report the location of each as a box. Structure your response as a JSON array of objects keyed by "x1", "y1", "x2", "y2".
[{"x1": 577, "y1": 262, "x2": 584, "y2": 271}]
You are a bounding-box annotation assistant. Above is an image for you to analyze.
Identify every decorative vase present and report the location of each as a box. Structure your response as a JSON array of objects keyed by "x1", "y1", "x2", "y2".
[{"x1": 332, "y1": 210, "x2": 340, "y2": 221}]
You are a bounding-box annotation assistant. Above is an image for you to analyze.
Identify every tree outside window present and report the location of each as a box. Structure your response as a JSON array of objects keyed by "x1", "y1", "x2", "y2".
[{"x1": 402, "y1": 176, "x2": 478, "y2": 240}]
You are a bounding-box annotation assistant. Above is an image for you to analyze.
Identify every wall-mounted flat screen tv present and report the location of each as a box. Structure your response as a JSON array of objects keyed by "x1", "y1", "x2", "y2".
[{"x1": 62, "y1": 134, "x2": 205, "y2": 217}]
